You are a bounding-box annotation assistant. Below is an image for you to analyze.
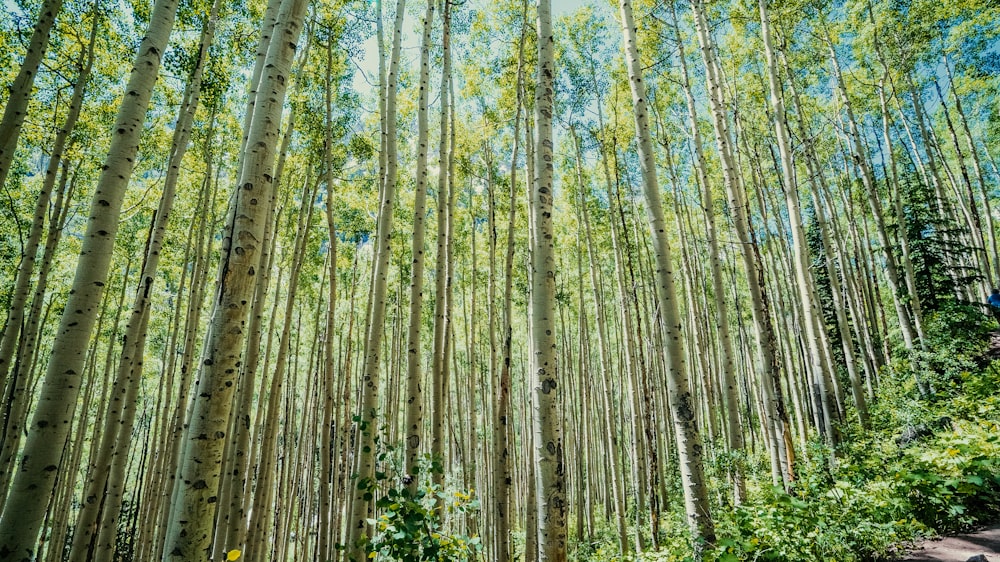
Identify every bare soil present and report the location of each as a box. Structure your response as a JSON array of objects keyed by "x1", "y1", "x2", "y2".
[{"x1": 897, "y1": 524, "x2": 1000, "y2": 561}]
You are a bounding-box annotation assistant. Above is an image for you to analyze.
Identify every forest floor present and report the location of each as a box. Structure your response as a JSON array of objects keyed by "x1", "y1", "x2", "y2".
[
  {"x1": 894, "y1": 329, "x2": 1000, "y2": 561},
  {"x1": 896, "y1": 523, "x2": 1000, "y2": 561}
]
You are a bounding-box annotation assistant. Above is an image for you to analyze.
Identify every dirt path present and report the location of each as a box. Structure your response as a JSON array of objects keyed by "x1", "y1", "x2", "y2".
[{"x1": 898, "y1": 524, "x2": 1000, "y2": 561}]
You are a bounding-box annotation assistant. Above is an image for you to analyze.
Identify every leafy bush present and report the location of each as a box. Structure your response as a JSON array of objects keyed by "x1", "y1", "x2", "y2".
[
  {"x1": 894, "y1": 421, "x2": 1000, "y2": 532},
  {"x1": 354, "y1": 439, "x2": 482, "y2": 561}
]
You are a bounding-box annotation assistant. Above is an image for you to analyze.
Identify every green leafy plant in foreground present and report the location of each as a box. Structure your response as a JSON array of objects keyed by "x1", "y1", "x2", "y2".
[
  {"x1": 361, "y1": 453, "x2": 482, "y2": 561},
  {"x1": 579, "y1": 317, "x2": 1000, "y2": 562}
]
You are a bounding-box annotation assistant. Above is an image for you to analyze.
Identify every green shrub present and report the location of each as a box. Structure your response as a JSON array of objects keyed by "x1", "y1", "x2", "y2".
[{"x1": 354, "y1": 440, "x2": 481, "y2": 561}]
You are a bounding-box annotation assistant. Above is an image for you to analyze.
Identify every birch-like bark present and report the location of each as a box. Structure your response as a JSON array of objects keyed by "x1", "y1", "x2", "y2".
[
  {"x1": 404, "y1": 0, "x2": 435, "y2": 484},
  {"x1": 691, "y1": 0, "x2": 790, "y2": 485},
  {"x1": 317, "y1": 37, "x2": 339, "y2": 562},
  {"x1": 0, "y1": 0, "x2": 64, "y2": 190},
  {"x1": 431, "y1": 0, "x2": 453, "y2": 483},
  {"x1": 346, "y1": 0, "x2": 405, "y2": 556},
  {"x1": 493, "y1": 2, "x2": 528, "y2": 558},
  {"x1": 669, "y1": 0, "x2": 744, "y2": 502},
  {"x1": 161, "y1": 0, "x2": 307, "y2": 556},
  {"x1": 759, "y1": 1, "x2": 836, "y2": 442},
  {"x1": 619, "y1": 1, "x2": 714, "y2": 552},
  {"x1": 531, "y1": 1, "x2": 566, "y2": 559},
  {"x1": 245, "y1": 177, "x2": 316, "y2": 562},
  {"x1": 71, "y1": 5, "x2": 220, "y2": 559},
  {"x1": 783, "y1": 63, "x2": 870, "y2": 427},
  {"x1": 0, "y1": 8, "x2": 97, "y2": 491},
  {"x1": 572, "y1": 125, "x2": 628, "y2": 553},
  {"x1": 0, "y1": 0, "x2": 180, "y2": 553},
  {"x1": 943, "y1": 54, "x2": 1000, "y2": 281},
  {"x1": 826, "y1": 33, "x2": 920, "y2": 356}
]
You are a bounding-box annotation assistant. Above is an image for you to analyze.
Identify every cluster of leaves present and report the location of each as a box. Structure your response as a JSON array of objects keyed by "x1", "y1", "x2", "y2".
[
  {"x1": 707, "y1": 324, "x2": 1000, "y2": 561},
  {"x1": 361, "y1": 453, "x2": 482, "y2": 562},
  {"x1": 714, "y1": 424, "x2": 998, "y2": 560},
  {"x1": 577, "y1": 315, "x2": 1000, "y2": 562}
]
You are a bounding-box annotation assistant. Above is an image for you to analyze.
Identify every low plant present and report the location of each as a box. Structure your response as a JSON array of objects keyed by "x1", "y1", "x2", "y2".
[{"x1": 361, "y1": 453, "x2": 482, "y2": 561}]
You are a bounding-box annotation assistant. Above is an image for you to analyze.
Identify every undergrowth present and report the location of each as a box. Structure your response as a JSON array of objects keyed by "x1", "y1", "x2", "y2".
[{"x1": 573, "y1": 304, "x2": 1000, "y2": 561}]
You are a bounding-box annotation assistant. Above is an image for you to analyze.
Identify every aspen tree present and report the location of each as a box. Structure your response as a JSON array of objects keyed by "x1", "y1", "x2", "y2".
[
  {"x1": 668, "y1": 0, "x2": 745, "y2": 502},
  {"x1": 529, "y1": 1, "x2": 565, "y2": 557},
  {"x1": 493, "y1": 2, "x2": 528, "y2": 558},
  {"x1": 215, "y1": 112, "x2": 294, "y2": 558},
  {"x1": 619, "y1": 0, "x2": 715, "y2": 548},
  {"x1": 0, "y1": 0, "x2": 181, "y2": 552},
  {"x1": 317, "y1": 35, "x2": 339, "y2": 562},
  {"x1": 161, "y1": 0, "x2": 308, "y2": 555},
  {"x1": 346, "y1": 0, "x2": 405, "y2": 555},
  {"x1": 0, "y1": 6, "x2": 98, "y2": 489},
  {"x1": 0, "y1": 0, "x2": 64, "y2": 191},
  {"x1": 134, "y1": 181, "x2": 193, "y2": 560},
  {"x1": 69, "y1": 5, "x2": 222, "y2": 559},
  {"x1": 403, "y1": 0, "x2": 435, "y2": 486},
  {"x1": 757, "y1": 0, "x2": 838, "y2": 442},
  {"x1": 933, "y1": 69, "x2": 990, "y2": 286},
  {"x1": 148, "y1": 157, "x2": 219, "y2": 561},
  {"x1": 431, "y1": 0, "x2": 453, "y2": 482},
  {"x1": 691, "y1": 0, "x2": 791, "y2": 485},
  {"x1": 858, "y1": 3, "x2": 930, "y2": 342},
  {"x1": 618, "y1": 0, "x2": 714, "y2": 552},
  {"x1": 942, "y1": 54, "x2": 1000, "y2": 281},
  {"x1": 606, "y1": 133, "x2": 650, "y2": 554},
  {"x1": 826, "y1": 32, "x2": 921, "y2": 358},
  {"x1": 571, "y1": 126, "x2": 628, "y2": 553},
  {"x1": 780, "y1": 55, "x2": 871, "y2": 427},
  {"x1": 245, "y1": 176, "x2": 317, "y2": 561}
]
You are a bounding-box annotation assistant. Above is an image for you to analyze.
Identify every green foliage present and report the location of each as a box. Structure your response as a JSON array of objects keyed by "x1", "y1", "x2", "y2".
[
  {"x1": 573, "y1": 323, "x2": 1000, "y2": 562},
  {"x1": 907, "y1": 301, "x2": 992, "y2": 401},
  {"x1": 710, "y1": 334, "x2": 1000, "y2": 561},
  {"x1": 359, "y1": 452, "x2": 482, "y2": 562}
]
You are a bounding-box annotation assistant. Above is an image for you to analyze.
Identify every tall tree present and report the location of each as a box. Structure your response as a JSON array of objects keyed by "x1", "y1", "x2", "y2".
[
  {"x1": 530, "y1": 0, "x2": 566, "y2": 559},
  {"x1": 0, "y1": 0, "x2": 182, "y2": 554},
  {"x1": 619, "y1": 0, "x2": 715, "y2": 553},
  {"x1": 0, "y1": 0, "x2": 64, "y2": 191},
  {"x1": 160, "y1": 0, "x2": 308, "y2": 556}
]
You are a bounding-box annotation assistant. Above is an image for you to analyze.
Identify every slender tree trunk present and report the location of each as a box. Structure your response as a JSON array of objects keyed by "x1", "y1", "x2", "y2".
[
  {"x1": 246, "y1": 177, "x2": 316, "y2": 562},
  {"x1": 493, "y1": 2, "x2": 527, "y2": 558},
  {"x1": 530, "y1": 1, "x2": 565, "y2": 558},
  {"x1": 691, "y1": 0, "x2": 791, "y2": 486},
  {"x1": 346, "y1": 0, "x2": 405, "y2": 556},
  {"x1": 430, "y1": 0, "x2": 453, "y2": 484},
  {"x1": 71, "y1": 6, "x2": 220, "y2": 559},
  {"x1": 0, "y1": 0, "x2": 180, "y2": 552},
  {"x1": 828, "y1": 35, "x2": 921, "y2": 359},
  {"x1": 943, "y1": 54, "x2": 1000, "y2": 282},
  {"x1": 0, "y1": 7, "x2": 97, "y2": 492},
  {"x1": 402, "y1": 0, "x2": 435, "y2": 487},
  {"x1": 161, "y1": 0, "x2": 307, "y2": 556},
  {"x1": 669, "y1": 0, "x2": 745, "y2": 503},
  {"x1": 0, "y1": 0, "x2": 65, "y2": 190},
  {"x1": 317, "y1": 36, "x2": 340, "y2": 562},
  {"x1": 759, "y1": 2, "x2": 836, "y2": 443},
  {"x1": 619, "y1": 0, "x2": 714, "y2": 553},
  {"x1": 572, "y1": 126, "x2": 628, "y2": 554}
]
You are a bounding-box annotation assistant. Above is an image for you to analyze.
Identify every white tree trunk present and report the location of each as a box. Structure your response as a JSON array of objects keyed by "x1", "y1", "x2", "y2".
[
  {"x1": 531, "y1": 0, "x2": 566, "y2": 559},
  {"x1": 160, "y1": 0, "x2": 307, "y2": 556},
  {"x1": 0, "y1": 0, "x2": 180, "y2": 554},
  {"x1": 619, "y1": 0, "x2": 715, "y2": 552}
]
